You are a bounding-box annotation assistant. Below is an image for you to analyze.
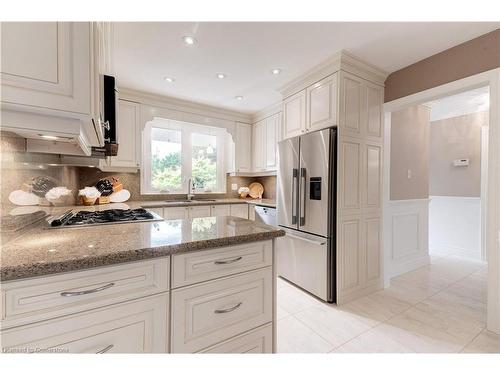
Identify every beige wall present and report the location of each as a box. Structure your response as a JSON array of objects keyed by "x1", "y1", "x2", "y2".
[
  {"x1": 390, "y1": 105, "x2": 430, "y2": 200},
  {"x1": 385, "y1": 29, "x2": 500, "y2": 102},
  {"x1": 429, "y1": 111, "x2": 487, "y2": 197}
]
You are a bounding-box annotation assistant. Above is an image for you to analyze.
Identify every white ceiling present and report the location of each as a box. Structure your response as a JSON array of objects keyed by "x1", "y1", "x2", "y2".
[
  {"x1": 113, "y1": 22, "x2": 500, "y2": 114},
  {"x1": 426, "y1": 86, "x2": 490, "y2": 122}
]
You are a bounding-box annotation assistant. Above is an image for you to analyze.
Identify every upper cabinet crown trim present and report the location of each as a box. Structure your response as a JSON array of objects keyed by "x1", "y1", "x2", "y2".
[
  {"x1": 279, "y1": 50, "x2": 388, "y2": 99},
  {"x1": 251, "y1": 101, "x2": 282, "y2": 123},
  {"x1": 119, "y1": 87, "x2": 252, "y2": 124}
]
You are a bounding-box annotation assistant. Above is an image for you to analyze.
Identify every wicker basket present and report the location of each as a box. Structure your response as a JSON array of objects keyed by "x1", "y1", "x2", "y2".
[{"x1": 81, "y1": 196, "x2": 97, "y2": 206}]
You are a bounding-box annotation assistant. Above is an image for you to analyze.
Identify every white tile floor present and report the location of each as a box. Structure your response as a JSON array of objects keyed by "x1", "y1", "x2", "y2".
[{"x1": 276, "y1": 254, "x2": 500, "y2": 353}]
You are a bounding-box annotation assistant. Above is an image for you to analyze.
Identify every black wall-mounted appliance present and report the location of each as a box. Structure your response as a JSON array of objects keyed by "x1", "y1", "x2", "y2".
[{"x1": 92, "y1": 75, "x2": 118, "y2": 157}]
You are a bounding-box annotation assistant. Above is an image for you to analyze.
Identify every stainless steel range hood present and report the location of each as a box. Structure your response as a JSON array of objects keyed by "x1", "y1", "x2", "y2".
[{"x1": 3, "y1": 150, "x2": 102, "y2": 168}]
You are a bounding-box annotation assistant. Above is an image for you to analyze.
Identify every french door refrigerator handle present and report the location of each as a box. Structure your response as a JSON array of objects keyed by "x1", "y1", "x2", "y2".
[
  {"x1": 292, "y1": 168, "x2": 298, "y2": 224},
  {"x1": 300, "y1": 167, "x2": 306, "y2": 226}
]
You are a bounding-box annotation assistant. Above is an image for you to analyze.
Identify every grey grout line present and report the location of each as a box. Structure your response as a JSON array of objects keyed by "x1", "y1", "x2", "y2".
[
  {"x1": 335, "y1": 257, "x2": 486, "y2": 353},
  {"x1": 459, "y1": 327, "x2": 485, "y2": 353},
  {"x1": 277, "y1": 255, "x2": 487, "y2": 353}
]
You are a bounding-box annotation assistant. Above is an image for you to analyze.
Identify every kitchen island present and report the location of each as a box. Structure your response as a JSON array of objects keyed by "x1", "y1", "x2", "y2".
[{"x1": 0, "y1": 211, "x2": 284, "y2": 353}]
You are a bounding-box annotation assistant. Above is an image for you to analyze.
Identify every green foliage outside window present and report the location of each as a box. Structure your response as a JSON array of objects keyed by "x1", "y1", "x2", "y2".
[{"x1": 151, "y1": 145, "x2": 217, "y2": 192}]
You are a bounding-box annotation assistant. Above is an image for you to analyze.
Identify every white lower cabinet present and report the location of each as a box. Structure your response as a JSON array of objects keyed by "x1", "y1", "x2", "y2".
[
  {"x1": 1, "y1": 293, "x2": 169, "y2": 353},
  {"x1": 172, "y1": 240, "x2": 273, "y2": 288},
  {"x1": 189, "y1": 205, "x2": 212, "y2": 219},
  {"x1": 163, "y1": 206, "x2": 188, "y2": 220},
  {"x1": 199, "y1": 324, "x2": 272, "y2": 353},
  {"x1": 0, "y1": 242, "x2": 276, "y2": 354},
  {"x1": 148, "y1": 207, "x2": 164, "y2": 217},
  {"x1": 170, "y1": 268, "x2": 273, "y2": 353},
  {"x1": 210, "y1": 204, "x2": 231, "y2": 217},
  {"x1": 249, "y1": 206, "x2": 256, "y2": 221},
  {"x1": 230, "y1": 204, "x2": 249, "y2": 219}
]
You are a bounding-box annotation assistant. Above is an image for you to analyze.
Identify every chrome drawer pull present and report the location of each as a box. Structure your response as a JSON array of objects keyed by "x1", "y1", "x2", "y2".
[
  {"x1": 96, "y1": 344, "x2": 114, "y2": 354},
  {"x1": 214, "y1": 256, "x2": 242, "y2": 265},
  {"x1": 60, "y1": 282, "x2": 115, "y2": 297},
  {"x1": 214, "y1": 302, "x2": 242, "y2": 314}
]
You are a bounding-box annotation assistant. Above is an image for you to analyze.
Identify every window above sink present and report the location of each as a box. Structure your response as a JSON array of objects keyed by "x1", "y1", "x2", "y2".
[{"x1": 141, "y1": 118, "x2": 229, "y2": 195}]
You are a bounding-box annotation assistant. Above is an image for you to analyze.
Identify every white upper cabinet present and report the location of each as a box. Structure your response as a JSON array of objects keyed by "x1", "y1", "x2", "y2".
[
  {"x1": 364, "y1": 82, "x2": 383, "y2": 139},
  {"x1": 0, "y1": 22, "x2": 112, "y2": 153},
  {"x1": 282, "y1": 90, "x2": 306, "y2": 139},
  {"x1": 339, "y1": 72, "x2": 363, "y2": 136},
  {"x1": 307, "y1": 73, "x2": 338, "y2": 132},
  {"x1": 282, "y1": 73, "x2": 338, "y2": 140},
  {"x1": 234, "y1": 122, "x2": 252, "y2": 172},
  {"x1": 339, "y1": 71, "x2": 383, "y2": 140},
  {"x1": 265, "y1": 114, "x2": 278, "y2": 170},
  {"x1": 251, "y1": 113, "x2": 279, "y2": 172},
  {"x1": 1, "y1": 22, "x2": 91, "y2": 115},
  {"x1": 100, "y1": 100, "x2": 140, "y2": 171},
  {"x1": 252, "y1": 120, "x2": 265, "y2": 171}
]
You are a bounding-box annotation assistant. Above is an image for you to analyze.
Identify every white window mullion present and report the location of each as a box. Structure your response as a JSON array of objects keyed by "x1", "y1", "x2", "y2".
[{"x1": 182, "y1": 128, "x2": 193, "y2": 194}]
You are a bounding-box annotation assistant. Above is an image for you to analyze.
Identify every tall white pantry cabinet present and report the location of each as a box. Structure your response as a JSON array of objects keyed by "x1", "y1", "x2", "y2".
[{"x1": 280, "y1": 51, "x2": 387, "y2": 304}]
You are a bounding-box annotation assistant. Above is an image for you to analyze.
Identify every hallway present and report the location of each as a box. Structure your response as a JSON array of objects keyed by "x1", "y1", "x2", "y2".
[{"x1": 277, "y1": 254, "x2": 499, "y2": 353}]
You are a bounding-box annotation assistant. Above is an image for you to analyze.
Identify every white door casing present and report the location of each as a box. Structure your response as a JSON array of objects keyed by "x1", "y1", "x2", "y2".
[{"x1": 383, "y1": 68, "x2": 500, "y2": 334}]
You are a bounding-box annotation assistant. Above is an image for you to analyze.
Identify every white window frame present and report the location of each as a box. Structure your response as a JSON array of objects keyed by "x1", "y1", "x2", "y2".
[{"x1": 141, "y1": 117, "x2": 227, "y2": 195}]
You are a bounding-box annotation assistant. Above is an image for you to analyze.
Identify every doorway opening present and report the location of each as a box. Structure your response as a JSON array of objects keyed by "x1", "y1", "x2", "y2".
[
  {"x1": 383, "y1": 73, "x2": 500, "y2": 351},
  {"x1": 425, "y1": 87, "x2": 489, "y2": 262}
]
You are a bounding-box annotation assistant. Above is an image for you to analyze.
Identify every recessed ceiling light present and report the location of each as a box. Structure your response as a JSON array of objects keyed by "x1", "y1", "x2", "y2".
[
  {"x1": 271, "y1": 68, "x2": 282, "y2": 75},
  {"x1": 216, "y1": 73, "x2": 226, "y2": 79},
  {"x1": 40, "y1": 134, "x2": 58, "y2": 140},
  {"x1": 235, "y1": 96, "x2": 243, "y2": 101},
  {"x1": 182, "y1": 36, "x2": 197, "y2": 45},
  {"x1": 164, "y1": 77, "x2": 175, "y2": 83}
]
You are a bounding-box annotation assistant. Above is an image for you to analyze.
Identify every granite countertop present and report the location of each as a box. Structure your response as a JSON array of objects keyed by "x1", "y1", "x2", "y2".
[{"x1": 1, "y1": 212, "x2": 284, "y2": 282}]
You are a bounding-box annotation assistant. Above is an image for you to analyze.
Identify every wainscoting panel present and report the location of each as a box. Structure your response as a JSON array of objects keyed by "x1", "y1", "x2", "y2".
[
  {"x1": 429, "y1": 195, "x2": 482, "y2": 260},
  {"x1": 384, "y1": 199, "x2": 430, "y2": 285}
]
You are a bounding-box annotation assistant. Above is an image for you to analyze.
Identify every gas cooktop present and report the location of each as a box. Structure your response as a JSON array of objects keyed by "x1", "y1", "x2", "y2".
[{"x1": 49, "y1": 208, "x2": 163, "y2": 228}]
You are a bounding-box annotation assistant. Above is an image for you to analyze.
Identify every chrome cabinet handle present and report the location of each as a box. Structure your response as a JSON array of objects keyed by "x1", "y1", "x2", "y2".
[
  {"x1": 292, "y1": 168, "x2": 298, "y2": 225},
  {"x1": 214, "y1": 302, "x2": 242, "y2": 314},
  {"x1": 60, "y1": 282, "x2": 115, "y2": 297},
  {"x1": 214, "y1": 256, "x2": 242, "y2": 265},
  {"x1": 96, "y1": 344, "x2": 114, "y2": 354},
  {"x1": 300, "y1": 168, "x2": 306, "y2": 226}
]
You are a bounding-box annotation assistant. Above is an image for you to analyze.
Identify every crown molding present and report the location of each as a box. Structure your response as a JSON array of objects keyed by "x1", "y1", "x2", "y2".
[
  {"x1": 251, "y1": 101, "x2": 282, "y2": 123},
  {"x1": 118, "y1": 88, "x2": 253, "y2": 124},
  {"x1": 279, "y1": 50, "x2": 389, "y2": 98}
]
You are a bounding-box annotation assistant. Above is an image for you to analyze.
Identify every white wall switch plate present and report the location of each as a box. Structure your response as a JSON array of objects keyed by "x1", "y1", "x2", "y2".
[
  {"x1": 231, "y1": 183, "x2": 238, "y2": 191},
  {"x1": 407, "y1": 169, "x2": 412, "y2": 179},
  {"x1": 453, "y1": 158, "x2": 469, "y2": 167}
]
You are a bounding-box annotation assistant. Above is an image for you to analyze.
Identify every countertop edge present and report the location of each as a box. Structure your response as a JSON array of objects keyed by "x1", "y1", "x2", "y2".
[
  {"x1": 0, "y1": 229, "x2": 285, "y2": 282},
  {"x1": 140, "y1": 200, "x2": 276, "y2": 208}
]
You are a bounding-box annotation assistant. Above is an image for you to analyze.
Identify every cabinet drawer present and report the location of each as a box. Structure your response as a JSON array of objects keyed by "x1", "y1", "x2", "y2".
[
  {"x1": 172, "y1": 240, "x2": 272, "y2": 288},
  {"x1": 171, "y1": 268, "x2": 272, "y2": 353},
  {"x1": 2, "y1": 258, "x2": 169, "y2": 328},
  {"x1": 1, "y1": 293, "x2": 169, "y2": 353},
  {"x1": 199, "y1": 324, "x2": 272, "y2": 353}
]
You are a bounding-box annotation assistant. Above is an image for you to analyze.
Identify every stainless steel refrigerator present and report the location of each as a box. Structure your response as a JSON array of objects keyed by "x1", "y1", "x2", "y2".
[{"x1": 276, "y1": 127, "x2": 337, "y2": 302}]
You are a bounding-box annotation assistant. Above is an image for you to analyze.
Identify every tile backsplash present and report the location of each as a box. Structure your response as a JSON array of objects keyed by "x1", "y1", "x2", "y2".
[
  {"x1": 78, "y1": 168, "x2": 277, "y2": 201},
  {"x1": 1, "y1": 132, "x2": 277, "y2": 212},
  {"x1": 1, "y1": 132, "x2": 79, "y2": 213}
]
